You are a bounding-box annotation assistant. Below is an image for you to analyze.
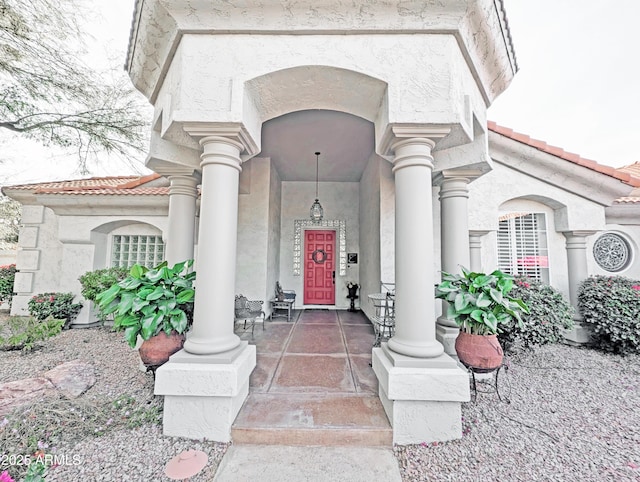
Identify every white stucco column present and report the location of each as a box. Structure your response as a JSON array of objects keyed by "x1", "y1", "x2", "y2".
[
  {"x1": 155, "y1": 127, "x2": 258, "y2": 443},
  {"x1": 387, "y1": 137, "x2": 444, "y2": 358},
  {"x1": 372, "y1": 129, "x2": 471, "y2": 444},
  {"x1": 563, "y1": 230, "x2": 596, "y2": 344},
  {"x1": 469, "y1": 230, "x2": 490, "y2": 272},
  {"x1": 183, "y1": 136, "x2": 244, "y2": 355},
  {"x1": 434, "y1": 175, "x2": 471, "y2": 355},
  {"x1": 166, "y1": 174, "x2": 198, "y2": 266}
]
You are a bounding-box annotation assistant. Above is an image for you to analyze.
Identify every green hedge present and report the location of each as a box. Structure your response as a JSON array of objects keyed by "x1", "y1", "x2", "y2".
[
  {"x1": 0, "y1": 263, "x2": 16, "y2": 307},
  {"x1": 28, "y1": 292, "x2": 83, "y2": 325},
  {"x1": 578, "y1": 275, "x2": 640, "y2": 354},
  {"x1": 79, "y1": 267, "x2": 129, "y2": 321},
  {"x1": 498, "y1": 277, "x2": 574, "y2": 351}
]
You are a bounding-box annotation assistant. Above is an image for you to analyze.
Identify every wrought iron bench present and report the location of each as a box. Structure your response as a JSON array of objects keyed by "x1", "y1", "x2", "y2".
[{"x1": 234, "y1": 295, "x2": 265, "y2": 336}]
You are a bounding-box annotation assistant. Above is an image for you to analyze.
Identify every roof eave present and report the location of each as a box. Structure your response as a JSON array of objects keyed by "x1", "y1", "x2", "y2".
[{"x1": 488, "y1": 131, "x2": 636, "y2": 207}]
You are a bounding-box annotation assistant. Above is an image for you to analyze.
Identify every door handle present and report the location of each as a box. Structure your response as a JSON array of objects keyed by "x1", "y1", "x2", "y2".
[{"x1": 332, "y1": 271, "x2": 335, "y2": 285}]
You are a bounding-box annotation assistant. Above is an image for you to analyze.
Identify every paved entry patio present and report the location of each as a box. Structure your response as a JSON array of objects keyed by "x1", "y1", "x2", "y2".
[{"x1": 232, "y1": 309, "x2": 393, "y2": 445}]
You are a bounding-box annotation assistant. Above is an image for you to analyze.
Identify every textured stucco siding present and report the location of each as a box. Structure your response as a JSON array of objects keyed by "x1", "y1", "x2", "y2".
[{"x1": 358, "y1": 154, "x2": 382, "y2": 320}]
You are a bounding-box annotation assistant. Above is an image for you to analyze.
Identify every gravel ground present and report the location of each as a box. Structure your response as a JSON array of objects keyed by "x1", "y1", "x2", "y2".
[
  {"x1": 2, "y1": 313, "x2": 639, "y2": 481},
  {"x1": 396, "y1": 344, "x2": 640, "y2": 482},
  {"x1": 0, "y1": 317, "x2": 228, "y2": 481}
]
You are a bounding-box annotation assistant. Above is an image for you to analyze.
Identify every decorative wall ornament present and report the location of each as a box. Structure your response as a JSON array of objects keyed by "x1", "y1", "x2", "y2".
[
  {"x1": 293, "y1": 219, "x2": 346, "y2": 276},
  {"x1": 593, "y1": 232, "x2": 631, "y2": 272}
]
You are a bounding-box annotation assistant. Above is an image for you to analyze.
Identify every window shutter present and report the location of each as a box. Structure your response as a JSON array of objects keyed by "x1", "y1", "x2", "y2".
[{"x1": 497, "y1": 213, "x2": 549, "y2": 282}]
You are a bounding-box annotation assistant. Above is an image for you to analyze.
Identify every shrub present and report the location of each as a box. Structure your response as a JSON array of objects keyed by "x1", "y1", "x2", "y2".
[
  {"x1": 498, "y1": 277, "x2": 574, "y2": 352},
  {"x1": 27, "y1": 292, "x2": 82, "y2": 325},
  {"x1": 79, "y1": 267, "x2": 128, "y2": 321},
  {"x1": 0, "y1": 316, "x2": 64, "y2": 352},
  {"x1": 578, "y1": 275, "x2": 640, "y2": 354},
  {"x1": 0, "y1": 264, "x2": 16, "y2": 308}
]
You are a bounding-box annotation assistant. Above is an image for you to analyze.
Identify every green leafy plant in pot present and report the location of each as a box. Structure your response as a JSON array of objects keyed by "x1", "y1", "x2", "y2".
[
  {"x1": 435, "y1": 267, "x2": 529, "y2": 370},
  {"x1": 95, "y1": 259, "x2": 196, "y2": 367}
]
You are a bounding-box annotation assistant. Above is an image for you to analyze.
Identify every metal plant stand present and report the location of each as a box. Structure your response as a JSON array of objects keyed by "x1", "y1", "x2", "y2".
[{"x1": 463, "y1": 362, "x2": 511, "y2": 403}]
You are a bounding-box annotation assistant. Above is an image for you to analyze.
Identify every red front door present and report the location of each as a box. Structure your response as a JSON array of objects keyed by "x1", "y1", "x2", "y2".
[{"x1": 304, "y1": 230, "x2": 335, "y2": 305}]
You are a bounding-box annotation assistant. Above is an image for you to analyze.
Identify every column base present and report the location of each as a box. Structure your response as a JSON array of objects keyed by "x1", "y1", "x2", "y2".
[
  {"x1": 436, "y1": 319, "x2": 460, "y2": 358},
  {"x1": 9, "y1": 295, "x2": 30, "y2": 316},
  {"x1": 563, "y1": 322, "x2": 592, "y2": 346},
  {"x1": 372, "y1": 344, "x2": 470, "y2": 444},
  {"x1": 154, "y1": 341, "x2": 256, "y2": 442}
]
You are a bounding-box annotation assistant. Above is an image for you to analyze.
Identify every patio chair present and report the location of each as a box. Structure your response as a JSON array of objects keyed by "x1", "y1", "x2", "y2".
[
  {"x1": 380, "y1": 281, "x2": 395, "y2": 296},
  {"x1": 234, "y1": 295, "x2": 265, "y2": 336},
  {"x1": 369, "y1": 291, "x2": 395, "y2": 347}
]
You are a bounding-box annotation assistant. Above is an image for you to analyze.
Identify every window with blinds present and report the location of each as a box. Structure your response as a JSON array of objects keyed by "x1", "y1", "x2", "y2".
[
  {"x1": 497, "y1": 212, "x2": 549, "y2": 283},
  {"x1": 111, "y1": 235, "x2": 165, "y2": 268}
]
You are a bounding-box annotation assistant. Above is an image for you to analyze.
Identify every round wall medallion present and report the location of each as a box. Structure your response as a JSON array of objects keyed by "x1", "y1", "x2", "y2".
[{"x1": 593, "y1": 233, "x2": 631, "y2": 272}]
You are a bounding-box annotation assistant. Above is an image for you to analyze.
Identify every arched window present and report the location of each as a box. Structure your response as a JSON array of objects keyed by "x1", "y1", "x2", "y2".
[{"x1": 497, "y1": 212, "x2": 549, "y2": 283}]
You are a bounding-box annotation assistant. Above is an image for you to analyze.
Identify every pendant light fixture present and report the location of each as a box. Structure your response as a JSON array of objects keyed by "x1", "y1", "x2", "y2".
[{"x1": 310, "y1": 151, "x2": 324, "y2": 223}]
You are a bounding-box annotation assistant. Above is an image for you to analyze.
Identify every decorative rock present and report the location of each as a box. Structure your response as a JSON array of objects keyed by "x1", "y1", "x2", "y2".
[
  {"x1": 0, "y1": 377, "x2": 55, "y2": 416},
  {"x1": 0, "y1": 359, "x2": 95, "y2": 415},
  {"x1": 43, "y1": 359, "x2": 96, "y2": 398}
]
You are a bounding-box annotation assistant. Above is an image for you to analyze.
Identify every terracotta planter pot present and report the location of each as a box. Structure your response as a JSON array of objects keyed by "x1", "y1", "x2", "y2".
[
  {"x1": 455, "y1": 331, "x2": 503, "y2": 371},
  {"x1": 138, "y1": 331, "x2": 185, "y2": 367}
]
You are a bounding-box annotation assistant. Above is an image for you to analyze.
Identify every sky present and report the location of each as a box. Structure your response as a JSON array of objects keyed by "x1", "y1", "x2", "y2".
[{"x1": 1, "y1": 0, "x2": 638, "y2": 186}]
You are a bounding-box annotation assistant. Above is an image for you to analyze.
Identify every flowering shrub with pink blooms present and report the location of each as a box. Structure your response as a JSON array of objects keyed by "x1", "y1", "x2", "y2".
[
  {"x1": 0, "y1": 264, "x2": 16, "y2": 308},
  {"x1": 497, "y1": 276, "x2": 574, "y2": 352},
  {"x1": 27, "y1": 292, "x2": 82, "y2": 326},
  {"x1": 578, "y1": 275, "x2": 640, "y2": 354},
  {"x1": 0, "y1": 470, "x2": 15, "y2": 482}
]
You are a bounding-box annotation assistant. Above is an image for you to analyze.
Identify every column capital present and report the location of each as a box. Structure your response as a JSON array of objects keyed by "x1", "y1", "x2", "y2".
[
  {"x1": 469, "y1": 230, "x2": 491, "y2": 237},
  {"x1": 561, "y1": 230, "x2": 598, "y2": 239},
  {"x1": 198, "y1": 136, "x2": 245, "y2": 172},
  {"x1": 378, "y1": 124, "x2": 451, "y2": 158},
  {"x1": 432, "y1": 169, "x2": 483, "y2": 186},
  {"x1": 168, "y1": 174, "x2": 199, "y2": 198},
  {"x1": 183, "y1": 122, "x2": 259, "y2": 160},
  {"x1": 436, "y1": 177, "x2": 470, "y2": 201}
]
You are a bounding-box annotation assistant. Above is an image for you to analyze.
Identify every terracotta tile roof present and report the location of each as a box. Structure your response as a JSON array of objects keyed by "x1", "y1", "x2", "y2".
[
  {"x1": 618, "y1": 162, "x2": 640, "y2": 178},
  {"x1": 487, "y1": 121, "x2": 640, "y2": 188},
  {"x1": 4, "y1": 174, "x2": 167, "y2": 196},
  {"x1": 37, "y1": 187, "x2": 170, "y2": 196},
  {"x1": 615, "y1": 196, "x2": 640, "y2": 204}
]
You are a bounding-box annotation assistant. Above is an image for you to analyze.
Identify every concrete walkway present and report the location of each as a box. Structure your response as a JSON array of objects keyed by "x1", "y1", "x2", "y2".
[
  {"x1": 233, "y1": 309, "x2": 391, "y2": 446},
  {"x1": 212, "y1": 445, "x2": 402, "y2": 482},
  {"x1": 214, "y1": 310, "x2": 402, "y2": 480}
]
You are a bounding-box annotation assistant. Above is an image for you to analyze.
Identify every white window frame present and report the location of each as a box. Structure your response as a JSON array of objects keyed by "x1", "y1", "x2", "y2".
[{"x1": 497, "y1": 212, "x2": 550, "y2": 283}]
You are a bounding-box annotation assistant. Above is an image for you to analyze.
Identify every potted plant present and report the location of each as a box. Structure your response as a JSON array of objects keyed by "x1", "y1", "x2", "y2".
[
  {"x1": 435, "y1": 267, "x2": 529, "y2": 370},
  {"x1": 95, "y1": 259, "x2": 196, "y2": 368}
]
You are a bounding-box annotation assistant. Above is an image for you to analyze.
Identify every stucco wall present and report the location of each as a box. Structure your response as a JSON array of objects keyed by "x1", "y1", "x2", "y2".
[
  {"x1": 380, "y1": 160, "x2": 395, "y2": 286},
  {"x1": 237, "y1": 158, "x2": 271, "y2": 303},
  {"x1": 153, "y1": 32, "x2": 487, "y2": 154},
  {"x1": 279, "y1": 181, "x2": 359, "y2": 309},
  {"x1": 12, "y1": 207, "x2": 62, "y2": 315},
  {"x1": 11, "y1": 205, "x2": 169, "y2": 322},
  {"x1": 358, "y1": 154, "x2": 382, "y2": 320},
  {"x1": 265, "y1": 159, "x2": 282, "y2": 312},
  {"x1": 468, "y1": 161, "x2": 611, "y2": 299},
  {"x1": 587, "y1": 226, "x2": 640, "y2": 280}
]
